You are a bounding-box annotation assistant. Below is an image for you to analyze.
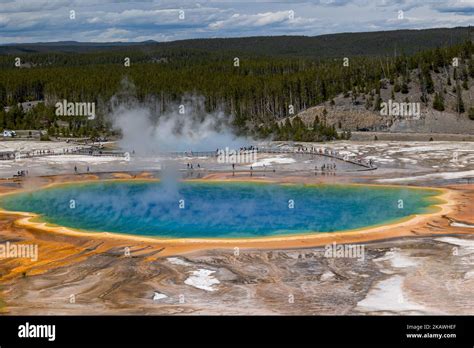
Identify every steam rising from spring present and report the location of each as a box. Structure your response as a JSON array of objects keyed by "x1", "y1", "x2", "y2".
[{"x1": 109, "y1": 80, "x2": 250, "y2": 155}]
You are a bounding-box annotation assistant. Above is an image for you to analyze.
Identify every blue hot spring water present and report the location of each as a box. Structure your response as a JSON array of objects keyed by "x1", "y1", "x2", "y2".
[{"x1": 0, "y1": 182, "x2": 440, "y2": 238}]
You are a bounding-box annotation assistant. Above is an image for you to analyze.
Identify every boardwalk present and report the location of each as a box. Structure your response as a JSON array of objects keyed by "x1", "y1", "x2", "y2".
[
  {"x1": 257, "y1": 146, "x2": 377, "y2": 170},
  {"x1": 0, "y1": 143, "x2": 377, "y2": 171},
  {"x1": 0, "y1": 146, "x2": 127, "y2": 160},
  {"x1": 158, "y1": 146, "x2": 377, "y2": 171}
]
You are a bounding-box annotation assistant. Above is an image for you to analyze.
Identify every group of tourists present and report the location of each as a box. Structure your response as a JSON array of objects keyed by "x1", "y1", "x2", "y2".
[
  {"x1": 263, "y1": 145, "x2": 376, "y2": 169},
  {"x1": 13, "y1": 170, "x2": 28, "y2": 178},
  {"x1": 239, "y1": 145, "x2": 258, "y2": 152},
  {"x1": 186, "y1": 163, "x2": 201, "y2": 170},
  {"x1": 215, "y1": 145, "x2": 259, "y2": 155},
  {"x1": 315, "y1": 163, "x2": 337, "y2": 175},
  {"x1": 74, "y1": 165, "x2": 90, "y2": 174}
]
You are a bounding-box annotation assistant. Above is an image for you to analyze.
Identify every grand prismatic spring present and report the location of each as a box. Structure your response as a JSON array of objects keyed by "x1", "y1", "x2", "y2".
[{"x1": 0, "y1": 182, "x2": 441, "y2": 239}]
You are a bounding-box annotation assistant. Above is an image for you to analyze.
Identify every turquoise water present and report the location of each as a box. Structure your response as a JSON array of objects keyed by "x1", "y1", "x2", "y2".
[{"x1": 0, "y1": 182, "x2": 440, "y2": 238}]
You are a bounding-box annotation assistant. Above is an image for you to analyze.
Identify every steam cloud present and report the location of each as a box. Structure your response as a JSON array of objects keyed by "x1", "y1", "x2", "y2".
[{"x1": 109, "y1": 81, "x2": 251, "y2": 155}]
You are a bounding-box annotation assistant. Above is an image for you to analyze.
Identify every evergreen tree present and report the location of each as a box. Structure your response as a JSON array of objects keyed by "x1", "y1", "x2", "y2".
[
  {"x1": 401, "y1": 82, "x2": 409, "y2": 94},
  {"x1": 432, "y1": 93, "x2": 445, "y2": 111},
  {"x1": 456, "y1": 86, "x2": 465, "y2": 113},
  {"x1": 469, "y1": 107, "x2": 474, "y2": 121}
]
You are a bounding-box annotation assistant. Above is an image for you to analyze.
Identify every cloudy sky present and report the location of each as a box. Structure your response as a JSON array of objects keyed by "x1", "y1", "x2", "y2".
[{"x1": 0, "y1": 0, "x2": 473, "y2": 44}]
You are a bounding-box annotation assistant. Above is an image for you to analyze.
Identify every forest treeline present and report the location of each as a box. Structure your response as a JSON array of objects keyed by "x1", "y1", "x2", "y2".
[
  {"x1": 0, "y1": 32, "x2": 472, "y2": 141},
  {"x1": 1, "y1": 26, "x2": 471, "y2": 57}
]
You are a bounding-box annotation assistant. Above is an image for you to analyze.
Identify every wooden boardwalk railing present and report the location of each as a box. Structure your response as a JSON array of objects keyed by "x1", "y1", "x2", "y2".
[
  {"x1": 157, "y1": 146, "x2": 377, "y2": 170},
  {"x1": 0, "y1": 144, "x2": 377, "y2": 170}
]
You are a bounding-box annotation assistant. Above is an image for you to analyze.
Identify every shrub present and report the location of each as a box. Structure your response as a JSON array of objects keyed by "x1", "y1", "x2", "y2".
[{"x1": 469, "y1": 107, "x2": 474, "y2": 120}]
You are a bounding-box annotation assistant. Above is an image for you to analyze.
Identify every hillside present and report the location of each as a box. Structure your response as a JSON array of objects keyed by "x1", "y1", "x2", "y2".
[
  {"x1": 284, "y1": 61, "x2": 474, "y2": 136},
  {"x1": 159, "y1": 27, "x2": 473, "y2": 58},
  {"x1": 1, "y1": 26, "x2": 472, "y2": 58}
]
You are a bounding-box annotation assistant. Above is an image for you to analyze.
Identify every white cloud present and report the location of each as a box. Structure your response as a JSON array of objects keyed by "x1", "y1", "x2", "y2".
[
  {"x1": 0, "y1": 0, "x2": 471, "y2": 43},
  {"x1": 209, "y1": 11, "x2": 300, "y2": 30},
  {"x1": 87, "y1": 9, "x2": 179, "y2": 25},
  {"x1": 90, "y1": 28, "x2": 132, "y2": 42}
]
